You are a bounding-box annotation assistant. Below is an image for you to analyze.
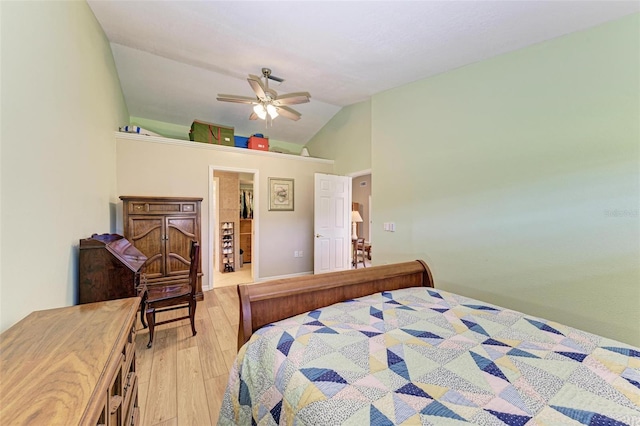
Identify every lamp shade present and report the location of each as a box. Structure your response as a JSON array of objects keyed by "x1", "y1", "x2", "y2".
[
  {"x1": 351, "y1": 210, "x2": 363, "y2": 223},
  {"x1": 253, "y1": 104, "x2": 267, "y2": 120},
  {"x1": 266, "y1": 104, "x2": 278, "y2": 119}
]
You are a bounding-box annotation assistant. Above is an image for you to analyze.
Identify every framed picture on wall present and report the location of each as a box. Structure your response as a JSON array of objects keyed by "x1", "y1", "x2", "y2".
[{"x1": 269, "y1": 178, "x2": 294, "y2": 211}]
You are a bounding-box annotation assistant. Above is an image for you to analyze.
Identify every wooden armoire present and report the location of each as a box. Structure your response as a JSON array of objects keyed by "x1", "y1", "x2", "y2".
[{"x1": 120, "y1": 196, "x2": 203, "y2": 300}]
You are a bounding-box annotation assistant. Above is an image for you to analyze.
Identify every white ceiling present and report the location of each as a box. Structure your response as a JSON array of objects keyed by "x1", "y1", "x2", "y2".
[{"x1": 88, "y1": 1, "x2": 638, "y2": 145}]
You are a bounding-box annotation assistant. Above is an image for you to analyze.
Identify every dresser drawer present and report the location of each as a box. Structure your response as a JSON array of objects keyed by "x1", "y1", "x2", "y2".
[{"x1": 124, "y1": 324, "x2": 137, "y2": 369}]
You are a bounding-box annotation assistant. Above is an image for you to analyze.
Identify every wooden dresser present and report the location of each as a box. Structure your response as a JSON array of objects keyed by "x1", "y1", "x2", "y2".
[
  {"x1": 0, "y1": 297, "x2": 141, "y2": 425},
  {"x1": 120, "y1": 196, "x2": 202, "y2": 300}
]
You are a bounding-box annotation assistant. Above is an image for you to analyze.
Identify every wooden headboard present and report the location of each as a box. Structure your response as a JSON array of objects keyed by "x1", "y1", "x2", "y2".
[{"x1": 237, "y1": 260, "x2": 434, "y2": 349}]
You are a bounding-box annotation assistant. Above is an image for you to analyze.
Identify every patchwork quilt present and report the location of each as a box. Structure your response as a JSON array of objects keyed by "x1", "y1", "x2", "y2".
[{"x1": 218, "y1": 287, "x2": 640, "y2": 425}]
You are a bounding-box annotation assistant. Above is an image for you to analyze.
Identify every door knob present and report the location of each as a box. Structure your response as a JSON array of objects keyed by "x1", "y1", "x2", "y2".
[{"x1": 316, "y1": 234, "x2": 324, "y2": 238}]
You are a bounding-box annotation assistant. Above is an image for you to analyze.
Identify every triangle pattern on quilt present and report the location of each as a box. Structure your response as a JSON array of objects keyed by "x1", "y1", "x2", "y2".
[
  {"x1": 470, "y1": 352, "x2": 509, "y2": 382},
  {"x1": 300, "y1": 367, "x2": 347, "y2": 383},
  {"x1": 461, "y1": 319, "x2": 490, "y2": 337},
  {"x1": 370, "y1": 405, "x2": 394, "y2": 426},
  {"x1": 420, "y1": 400, "x2": 466, "y2": 421},
  {"x1": 525, "y1": 318, "x2": 564, "y2": 336},
  {"x1": 485, "y1": 409, "x2": 531, "y2": 426},
  {"x1": 550, "y1": 405, "x2": 628, "y2": 426}
]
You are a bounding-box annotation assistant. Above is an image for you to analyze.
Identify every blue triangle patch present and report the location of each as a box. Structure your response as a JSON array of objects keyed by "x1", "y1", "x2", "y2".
[
  {"x1": 370, "y1": 405, "x2": 394, "y2": 426},
  {"x1": 556, "y1": 351, "x2": 587, "y2": 362},
  {"x1": 370, "y1": 307, "x2": 384, "y2": 320},
  {"x1": 507, "y1": 348, "x2": 539, "y2": 359},
  {"x1": 389, "y1": 360, "x2": 410, "y2": 381},
  {"x1": 525, "y1": 318, "x2": 564, "y2": 336},
  {"x1": 316, "y1": 326, "x2": 339, "y2": 334},
  {"x1": 431, "y1": 307, "x2": 449, "y2": 313},
  {"x1": 360, "y1": 330, "x2": 382, "y2": 338},
  {"x1": 392, "y1": 393, "x2": 417, "y2": 424},
  {"x1": 551, "y1": 405, "x2": 628, "y2": 426},
  {"x1": 421, "y1": 400, "x2": 465, "y2": 420},
  {"x1": 301, "y1": 368, "x2": 347, "y2": 383},
  {"x1": 239, "y1": 379, "x2": 252, "y2": 406},
  {"x1": 270, "y1": 400, "x2": 282, "y2": 423},
  {"x1": 471, "y1": 352, "x2": 508, "y2": 381},
  {"x1": 308, "y1": 310, "x2": 321, "y2": 319},
  {"x1": 396, "y1": 383, "x2": 432, "y2": 399},
  {"x1": 387, "y1": 349, "x2": 404, "y2": 366},
  {"x1": 304, "y1": 320, "x2": 325, "y2": 326},
  {"x1": 403, "y1": 329, "x2": 442, "y2": 340},
  {"x1": 463, "y1": 304, "x2": 499, "y2": 311},
  {"x1": 427, "y1": 290, "x2": 444, "y2": 299},
  {"x1": 484, "y1": 338, "x2": 510, "y2": 347},
  {"x1": 461, "y1": 319, "x2": 490, "y2": 337},
  {"x1": 277, "y1": 332, "x2": 294, "y2": 355},
  {"x1": 603, "y1": 346, "x2": 640, "y2": 358},
  {"x1": 397, "y1": 305, "x2": 416, "y2": 311},
  {"x1": 486, "y1": 409, "x2": 531, "y2": 426}
]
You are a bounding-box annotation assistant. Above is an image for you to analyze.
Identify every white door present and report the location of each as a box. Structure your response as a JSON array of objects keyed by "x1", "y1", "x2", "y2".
[{"x1": 314, "y1": 173, "x2": 352, "y2": 274}]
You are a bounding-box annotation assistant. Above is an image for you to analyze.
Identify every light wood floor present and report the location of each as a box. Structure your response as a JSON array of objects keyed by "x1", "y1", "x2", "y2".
[{"x1": 135, "y1": 285, "x2": 239, "y2": 425}]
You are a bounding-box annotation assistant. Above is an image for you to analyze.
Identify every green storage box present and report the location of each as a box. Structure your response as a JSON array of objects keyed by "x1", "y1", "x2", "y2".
[{"x1": 189, "y1": 120, "x2": 234, "y2": 146}]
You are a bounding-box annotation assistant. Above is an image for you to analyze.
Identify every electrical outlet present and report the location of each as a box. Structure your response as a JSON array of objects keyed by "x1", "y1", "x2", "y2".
[
  {"x1": 299, "y1": 251, "x2": 303, "y2": 257},
  {"x1": 294, "y1": 250, "x2": 298, "y2": 257}
]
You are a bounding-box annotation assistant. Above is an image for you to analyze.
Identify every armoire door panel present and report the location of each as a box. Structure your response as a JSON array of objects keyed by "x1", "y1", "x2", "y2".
[
  {"x1": 166, "y1": 217, "x2": 197, "y2": 276},
  {"x1": 128, "y1": 217, "x2": 165, "y2": 278}
]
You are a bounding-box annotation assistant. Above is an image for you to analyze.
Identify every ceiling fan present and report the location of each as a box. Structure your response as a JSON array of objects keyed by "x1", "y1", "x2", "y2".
[{"x1": 217, "y1": 68, "x2": 311, "y2": 124}]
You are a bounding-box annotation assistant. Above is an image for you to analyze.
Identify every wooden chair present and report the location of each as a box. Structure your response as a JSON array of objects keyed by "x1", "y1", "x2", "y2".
[
  {"x1": 139, "y1": 240, "x2": 199, "y2": 348},
  {"x1": 353, "y1": 238, "x2": 367, "y2": 269}
]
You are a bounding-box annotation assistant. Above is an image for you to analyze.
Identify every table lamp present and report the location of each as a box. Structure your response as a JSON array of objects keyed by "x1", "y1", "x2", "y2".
[{"x1": 351, "y1": 210, "x2": 363, "y2": 240}]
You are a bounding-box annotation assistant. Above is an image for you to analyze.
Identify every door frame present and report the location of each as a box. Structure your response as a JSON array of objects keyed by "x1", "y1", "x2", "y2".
[
  {"x1": 208, "y1": 165, "x2": 260, "y2": 290},
  {"x1": 348, "y1": 168, "x2": 371, "y2": 242},
  {"x1": 313, "y1": 173, "x2": 352, "y2": 274}
]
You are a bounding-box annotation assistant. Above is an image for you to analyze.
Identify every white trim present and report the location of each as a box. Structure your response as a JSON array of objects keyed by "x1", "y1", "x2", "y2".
[
  {"x1": 347, "y1": 168, "x2": 372, "y2": 178},
  {"x1": 208, "y1": 165, "x2": 260, "y2": 290},
  {"x1": 116, "y1": 132, "x2": 334, "y2": 164}
]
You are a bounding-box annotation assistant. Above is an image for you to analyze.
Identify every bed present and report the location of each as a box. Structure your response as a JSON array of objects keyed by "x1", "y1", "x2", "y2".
[{"x1": 219, "y1": 260, "x2": 640, "y2": 425}]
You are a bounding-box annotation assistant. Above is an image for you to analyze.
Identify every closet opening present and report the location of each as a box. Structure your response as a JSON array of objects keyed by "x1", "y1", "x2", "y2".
[{"x1": 209, "y1": 166, "x2": 259, "y2": 289}]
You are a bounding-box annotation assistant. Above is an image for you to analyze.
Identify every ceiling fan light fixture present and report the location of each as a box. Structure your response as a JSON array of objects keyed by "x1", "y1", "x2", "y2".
[
  {"x1": 253, "y1": 104, "x2": 267, "y2": 120},
  {"x1": 266, "y1": 104, "x2": 278, "y2": 119},
  {"x1": 217, "y1": 68, "x2": 310, "y2": 124}
]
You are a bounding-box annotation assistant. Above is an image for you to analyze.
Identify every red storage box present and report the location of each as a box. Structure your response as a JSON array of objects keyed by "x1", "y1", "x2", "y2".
[{"x1": 248, "y1": 136, "x2": 269, "y2": 151}]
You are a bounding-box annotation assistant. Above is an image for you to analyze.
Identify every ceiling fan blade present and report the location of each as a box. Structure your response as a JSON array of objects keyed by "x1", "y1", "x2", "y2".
[
  {"x1": 273, "y1": 92, "x2": 311, "y2": 106},
  {"x1": 247, "y1": 74, "x2": 266, "y2": 99},
  {"x1": 216, "y1": 95, "x2": 258, "y2": 104},
  {"x1": 268, "y1": 74, "x2": 285, "y2": 83},
  {"x1": 276, "y1": 106, "x2": 302, "y2": 121},
  {"x1": 249, "y1": 112, "x2": 258, "y2": 120}
]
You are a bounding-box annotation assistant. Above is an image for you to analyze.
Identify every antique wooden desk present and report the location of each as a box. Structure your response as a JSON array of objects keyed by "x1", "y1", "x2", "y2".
[{"x1": 0, "y1": 297, "x2": 141, "y2": 425}]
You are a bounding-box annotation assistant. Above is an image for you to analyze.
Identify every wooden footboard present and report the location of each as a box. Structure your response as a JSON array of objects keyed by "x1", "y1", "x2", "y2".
[{"x1": 237, "y1": 260, "x2": 433, "y2": 349}]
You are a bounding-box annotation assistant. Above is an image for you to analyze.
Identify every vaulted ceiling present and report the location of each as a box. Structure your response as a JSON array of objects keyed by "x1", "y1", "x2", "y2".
[{"x1": 88, "y1": 1, "x2": 638, "y2": 145}]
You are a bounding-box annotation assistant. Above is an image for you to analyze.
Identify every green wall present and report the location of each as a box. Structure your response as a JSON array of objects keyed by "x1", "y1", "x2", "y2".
[
  {"x1": 0, "y1": 1, "x2": 129, "y2": 331},
  {"x1": 372, "y1": 14, "x2": 639, "y2": 345},
  {"x1": 306, "y1": 100, "x2": 372, "y2": 174}
]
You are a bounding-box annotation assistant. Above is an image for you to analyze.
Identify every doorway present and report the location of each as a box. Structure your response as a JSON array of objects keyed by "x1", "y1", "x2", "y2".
[
  {"x1": 350, "y1": 170, "x2": 372, "y2": 268},
  {"x1": 208, "y1": 166, "x2": 259, "y2": 289}
]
